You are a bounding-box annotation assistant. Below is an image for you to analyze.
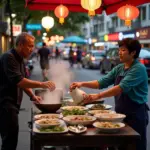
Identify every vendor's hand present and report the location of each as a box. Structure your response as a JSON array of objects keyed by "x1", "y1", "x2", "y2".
[
  {"x1": 31, "y1": 95, "x2": 42, "y2": 104},
  {"x1": 70, "y1": 82, "x2": 82, "y2": 91},
  {"x1": 41, "y1": 81, "x2": 56, "y2": 91},
  {"x1": 83, "y1": 93, "x2": 100, "y2": 104}
]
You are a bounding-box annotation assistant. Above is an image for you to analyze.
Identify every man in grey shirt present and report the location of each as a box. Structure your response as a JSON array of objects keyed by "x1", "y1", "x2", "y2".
[{"x1": 0, "y1": 32, "x2": 56, "y2": 150}]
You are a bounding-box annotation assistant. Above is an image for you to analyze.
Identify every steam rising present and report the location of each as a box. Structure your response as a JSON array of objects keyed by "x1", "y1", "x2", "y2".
[{"x1": 41, "y1": 61, "x2": 74, "y2": 104}]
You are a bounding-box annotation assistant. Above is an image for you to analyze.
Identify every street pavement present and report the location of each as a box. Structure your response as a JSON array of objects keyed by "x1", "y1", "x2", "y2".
[{"x1": 0, "y1": 59, "x2": 150, "y2": 150}]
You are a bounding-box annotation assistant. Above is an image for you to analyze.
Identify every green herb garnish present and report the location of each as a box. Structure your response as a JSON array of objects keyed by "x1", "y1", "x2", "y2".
[
  {"x1": 62, "y1": 109, "x2": 87, "y2": 116},
  {"x1": 39, "y1": 126, "x2": 65, "y2": 132}
]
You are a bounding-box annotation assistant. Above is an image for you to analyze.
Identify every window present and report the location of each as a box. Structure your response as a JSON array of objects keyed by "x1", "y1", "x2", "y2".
[
  {"x1": 94, "y1": 24, "x2": 98, "y2": 33},
  {"x1": 112, "y1": 16, "x2": 118, "y2": 27},
  {"x1": 99, "y1": 23, "x2": 104, "y2": 32},
  {"x1": 107, "y1": 22, "x2": 109, "y2": 30},
  {"x1": 139, "y1": 49, "x2": 150, "y2": 57},
  {"x1": 111, "y1": 49, "x2": 117, "y2": 57},
  {"x1": 93, "y1": 52, "x2": 105, "y2": 57},
  {"x1": 120, "y1": 19, "x2": 124, "y2": 26},
  {"x1": 107, "y1": 50, "x2": 113, "y2": 57},
  {"x1": 141, "y1": 6, "x2": 146, "y2": 20}
]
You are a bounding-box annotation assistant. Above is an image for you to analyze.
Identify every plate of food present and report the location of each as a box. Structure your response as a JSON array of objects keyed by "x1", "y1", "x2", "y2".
[
  {"x1": 61, "y1": 106, "x2": 88, "y2": 111},
  {"x1": 68, "y1": 125, "x2": 87, "y2": 134},
  {"x1": 94, "y1": 113, "x2": 126, "y2": 122},
  {"x1": 88, "y1": 110, "x2": 116, "y2": 115},
  {"x1": 93, "y1": 122, "x2": 125, "y2": 133},
  {"x1": 35, "y1": 119, "x2": 61, "y2": 129},
  {"x1": 86, "y1": 104, "x2": 112, "y2": 110},
  {"x1": 61, "y1": 106, "x2": 88, "y2": 116},
  {"x1": 63, "y1": 115, "x2": 96, "y2": 126},
  {"x1": 34, "y1": 114, "x2": 62, "y2": 120},
  {"x1": 33, "y1": 120, "x2": 68, "y2": 134}
]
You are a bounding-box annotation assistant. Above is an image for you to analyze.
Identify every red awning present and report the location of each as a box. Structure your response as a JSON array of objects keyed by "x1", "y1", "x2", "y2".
[{"x1": 25, "y1": 0, "x2": 150, "y2": 15}]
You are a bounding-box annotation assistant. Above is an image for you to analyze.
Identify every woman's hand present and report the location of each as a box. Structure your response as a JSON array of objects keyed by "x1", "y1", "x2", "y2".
[
  {"x1": 83, "y1": 93, "x2": 100, "y2": 104},
  {"x1": 70, "y1": 82, "x2": 82, "y2": 91}
]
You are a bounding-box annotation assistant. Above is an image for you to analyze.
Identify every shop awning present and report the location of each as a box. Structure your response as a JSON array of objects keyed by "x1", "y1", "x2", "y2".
[
  {"x1": 25, "y1": 0, "x2": 150, "y2": 15},
  {"x1": 61, "y1": 36, "x2": 87, "y2": 44}
]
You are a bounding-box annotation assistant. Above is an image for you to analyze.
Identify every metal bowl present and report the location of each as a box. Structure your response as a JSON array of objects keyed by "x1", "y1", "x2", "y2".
[
  {"x1": 34, "y1": 88, "x2": 63, "y2": 113},
  {"x1": 34, "y1": 103, "x2": 62, "y2": 113}
]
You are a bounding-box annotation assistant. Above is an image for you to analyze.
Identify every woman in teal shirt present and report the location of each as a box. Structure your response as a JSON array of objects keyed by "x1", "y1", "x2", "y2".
[{"x1": 70, "y1": 38, "x2": 149, "y2": 150}]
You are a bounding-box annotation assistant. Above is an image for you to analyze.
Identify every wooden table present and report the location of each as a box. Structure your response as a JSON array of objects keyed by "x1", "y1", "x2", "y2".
[{"x1": 31, "y1": 121, "x2": 140, "y2": 150}]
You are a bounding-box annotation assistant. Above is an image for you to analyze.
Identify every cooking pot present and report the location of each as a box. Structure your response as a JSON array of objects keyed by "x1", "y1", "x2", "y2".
[{"x1": 34, "y1": 88, "x2": 63, "y2": 113}]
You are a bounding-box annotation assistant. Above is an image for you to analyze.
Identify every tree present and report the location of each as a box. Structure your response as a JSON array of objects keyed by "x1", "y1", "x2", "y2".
[{"x1": 1, "y1": 0, "x2": 89, "y2": 42}]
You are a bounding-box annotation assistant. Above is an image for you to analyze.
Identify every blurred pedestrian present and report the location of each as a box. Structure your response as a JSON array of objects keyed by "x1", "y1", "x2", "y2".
[
  {"x1": 0, "y1": 32, "x2": 56, "y2": 150},
  {"x1": 55, "y1": 47, "x2": 60, "y2": 61},
  {"x1": 76, "y1": 46, "x2": 82, "y2": 69},
  {"x1": 38, "y1": 42, "x2": 51, "y2": 81},
  {"x1": 69, "y1": 46, "x2": 74, "y2": 67}
]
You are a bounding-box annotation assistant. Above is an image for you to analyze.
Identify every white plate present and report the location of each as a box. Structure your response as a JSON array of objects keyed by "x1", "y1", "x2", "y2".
[
  {"x1": 86, "y1": 104, "x2": 112, "y2": 110},
  {"x1": 63, "y1": 115, "x2": 96, "y2": 126},
  {"x1": 33, "y1": 120, "x2": 68, "y2": 134},
  {"x1": 61, "y1": 106, "x2": 88, "y2": 111},
  {"x1": 34, "y1": 114, "x2": 62, "y2": 120},
  {"x1": 88, "y1": 110, "x2": 116, "y2": 115},
  {"x1": 35, "y1": 119, "x2": 62, "y2": 128},
  {"x1": 94, "y1": 113, "x2": 126, "y2": 122},
  {"x1": 93, "y1": 122, "x2": 125, "y2": 133},
  {"x1": 68, "y1": 126, "x2": 87, "y2": 134}
]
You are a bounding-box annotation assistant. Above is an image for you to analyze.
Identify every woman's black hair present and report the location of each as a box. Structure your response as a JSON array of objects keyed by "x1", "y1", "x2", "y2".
[{"x1": 118, "y1": 38, "x2": 141, "y2": 59}]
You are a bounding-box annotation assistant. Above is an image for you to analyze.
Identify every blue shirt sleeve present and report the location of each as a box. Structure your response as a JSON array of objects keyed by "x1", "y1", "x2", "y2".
[
  {"x1": 119, "y1": 64, "x2": 147, "y2": 93},
  {"x1": 98, "y1": 66, "x2": 118, "y2": 89}
]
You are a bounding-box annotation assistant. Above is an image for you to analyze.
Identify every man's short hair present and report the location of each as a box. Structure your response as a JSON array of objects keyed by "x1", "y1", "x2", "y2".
[
  {"x1": 118, "y1": 38, "x2": 141, "y2": 59},
  {"x1": 15, "y1": 32, "x2": 35, "y2": 47}
]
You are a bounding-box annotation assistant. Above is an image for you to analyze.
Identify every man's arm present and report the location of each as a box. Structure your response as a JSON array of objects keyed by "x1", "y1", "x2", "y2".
[
  {"x1": 17, "y1": 78, "x2": 43, "y2": 89},
  {"x1": 23, "y1": 88, "x2": 34, "y2": 98}
]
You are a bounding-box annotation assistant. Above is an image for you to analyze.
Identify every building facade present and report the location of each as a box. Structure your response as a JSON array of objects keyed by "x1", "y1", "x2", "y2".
[
  {"x1": 81, "y1": 3, "x2": 150, "y2": 49},
  {"x1": 0, "y1": 7, "x2": 8, "y2": 54}
]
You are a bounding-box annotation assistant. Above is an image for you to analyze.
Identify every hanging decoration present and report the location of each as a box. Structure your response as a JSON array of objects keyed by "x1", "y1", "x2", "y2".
[
  {"x1": 117, "y1": 5, "x2": 139, "y2": 27},
  {"x1": 41, "y1": 16, "x2": 54, "y2": 32},
  {"x1": 81, "y1": 0, "x2": 102, "y2": 16},
  {"x1": 54, "y1": 4, "x2": 69, "y2": 24}
]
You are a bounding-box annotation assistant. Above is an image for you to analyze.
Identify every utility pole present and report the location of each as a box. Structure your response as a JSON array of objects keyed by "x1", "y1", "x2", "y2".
[{"x1": 7, "y1": 0, "x2": 14, "y2": 47}]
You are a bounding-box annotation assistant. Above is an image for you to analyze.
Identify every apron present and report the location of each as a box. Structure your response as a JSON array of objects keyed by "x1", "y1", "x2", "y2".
[{"x1": 114, "y1": 71, "x2": 149, "y2": 150}]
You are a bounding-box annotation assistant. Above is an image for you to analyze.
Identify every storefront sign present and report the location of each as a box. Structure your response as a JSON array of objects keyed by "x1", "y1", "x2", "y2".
[
  {"x1": 26, "y1": 24, "x2": 42, "y2": 30},
  {"x1": 13, "y1": 25, "x2": 22, "y2": 36},
  {"x1": 119, "y1": 31, "x2": 136, "y2": 40},
  {"x1": 136, "y1": 27, "x2": 150, "y2": 39},
  {"x1": 104, "y1": 33, "x2": 119, "y2": 41}
]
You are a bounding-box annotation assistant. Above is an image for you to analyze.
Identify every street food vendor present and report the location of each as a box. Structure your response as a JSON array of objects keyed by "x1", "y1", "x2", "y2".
[
  {"x1": 0, "y1": 32, "x2": 56, "y2": 150},
  {"x1": 70, "y1": 38, "x2": 149, "y2": 150}
]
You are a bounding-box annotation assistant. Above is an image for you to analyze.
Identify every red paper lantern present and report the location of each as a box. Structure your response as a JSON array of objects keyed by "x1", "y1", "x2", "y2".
[
  {"x1": 117, "y1": 5, "x2": 139, "y2": 27},
  {"x1": 54, "y1": 4, "x2": 69, "y2": 24}
]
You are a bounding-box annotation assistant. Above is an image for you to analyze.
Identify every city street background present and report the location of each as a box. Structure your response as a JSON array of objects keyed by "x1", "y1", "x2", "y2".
[{"x1": 0, "y1": 59, "x2": 149, "y2": 150}]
